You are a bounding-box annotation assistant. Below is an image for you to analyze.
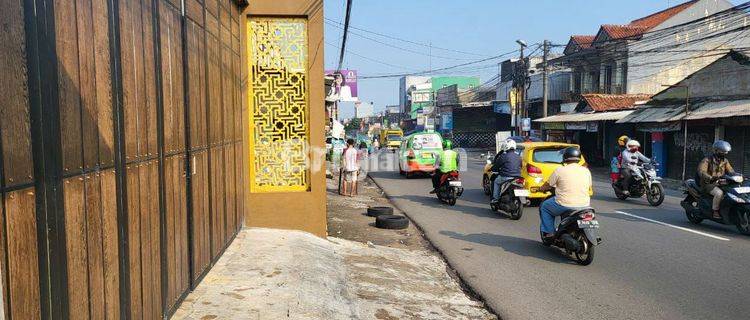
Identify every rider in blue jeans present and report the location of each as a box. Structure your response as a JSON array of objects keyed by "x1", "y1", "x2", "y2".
[
  {"x1": 491, "y1": 139, "x2": 522, "y2": 203},
  {"x1": 537, "y1": 147, "x2": 593, "y2": 239}
]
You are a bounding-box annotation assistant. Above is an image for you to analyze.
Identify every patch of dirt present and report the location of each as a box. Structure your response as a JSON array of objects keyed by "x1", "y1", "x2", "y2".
[{"x1": 326, "y1": 175, "x2": 430, "y2": 250}]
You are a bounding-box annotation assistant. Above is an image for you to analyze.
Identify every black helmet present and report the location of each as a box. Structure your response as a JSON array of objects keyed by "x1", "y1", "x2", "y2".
[
  {"x1": 562, "y1": 147, "x2": 581, "y2": 162},
  {"x1": 713, "y1": 140, "x2": 731, "y2": 155}
]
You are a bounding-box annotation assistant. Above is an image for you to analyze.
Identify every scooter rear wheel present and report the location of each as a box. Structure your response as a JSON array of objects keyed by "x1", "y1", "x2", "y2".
[
  {"x1": 509, "y1": 198, "x2": 524, "y2": 220},
  {"x1": 683, "y1": 196, "x2": 704, "y2": 224},
  {"x1": 615, "y1": 189, "x2": 629, "y2": 200},
  {"x1": 447, "y1": 189, "x2": 457, "y2": 206},
  {"x1": 574, "y1": 233, "x2": 595, "y2": 266},
  {"x1": 483, "y1": 176, "x2": 491, "y2": 196},
  {"x1": 736, "y1": 209, "x2": 750, "y2": 235}
]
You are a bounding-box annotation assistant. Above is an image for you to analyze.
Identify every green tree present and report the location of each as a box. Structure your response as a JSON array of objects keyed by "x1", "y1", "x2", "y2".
[{"x1": 344, "y1": 118, "x2": 361, "y2": 132}]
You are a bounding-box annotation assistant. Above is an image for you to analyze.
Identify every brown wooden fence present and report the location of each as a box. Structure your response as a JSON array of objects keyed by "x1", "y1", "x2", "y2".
[{"x1": 0, "y1": 0, "x2": 246, "y2": 318}]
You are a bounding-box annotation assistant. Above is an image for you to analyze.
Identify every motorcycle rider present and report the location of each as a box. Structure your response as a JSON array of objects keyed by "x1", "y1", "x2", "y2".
[
  {"x1": 538, "y1": 147, "x2": 592, "y2": 239},
  {"x1": 619, "y1": 140, "x2": 650, "y2": 196},
  {"x1": 697, "y1": 140, "x2": 735, "y2": 219},
  {"x1": 430, "y1": 139, "x2": 459, "y2": 194},
  {"x1": 616, "y1": 135, "x2": 629, "y2": 171},
  {"x1": 491, "y1": 139, "x2": 522, "y2": 204}
]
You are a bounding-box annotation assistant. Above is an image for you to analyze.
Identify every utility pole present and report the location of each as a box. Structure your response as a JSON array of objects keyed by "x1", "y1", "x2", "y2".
[
  {"x1": 515, "y1": 40, "x2": 527, "y2": 136},
  {"x1": 542, "y1": 40, "x2": 550, "y2": 119},
  {"x1": 662, "y1": 84, "x2": 690, "y2": 181},
  {"x1": 542, "y1": 40, "x2": 550, "y2": 140}
]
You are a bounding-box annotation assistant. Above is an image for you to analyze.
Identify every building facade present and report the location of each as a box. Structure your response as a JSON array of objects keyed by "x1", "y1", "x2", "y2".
[
  {"x1": 0, "y1": 0, "x2": 327, "y2": 318},
  {"x1": 559, "y1": 0, "x2": 749, "y2": 98},
  {"x1": 618, "y1": 51, "x2": 750, "y2": 179}
]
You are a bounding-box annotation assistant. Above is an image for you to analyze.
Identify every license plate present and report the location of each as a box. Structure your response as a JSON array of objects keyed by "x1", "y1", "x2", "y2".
[
  {"x1": 422, "y1": 153, "x2": 433, "y2": 158},
  {"x1": 577, "y1": 220, "x2": 599, "y2": 228},
  {"x1": 448, "y1": 181, "x2": 462, "y2": 187},
  {"x1": 734, "y1": 186, "x2": 750, "y2": 194},
  {"x1": 513, "y1": 189, "x2": 530, "y2": 197}
]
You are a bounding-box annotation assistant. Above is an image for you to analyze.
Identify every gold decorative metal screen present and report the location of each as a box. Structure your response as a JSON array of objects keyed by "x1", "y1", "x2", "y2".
[{"x1": 247, "y1": 17, "x2": 309, "y2": 192}]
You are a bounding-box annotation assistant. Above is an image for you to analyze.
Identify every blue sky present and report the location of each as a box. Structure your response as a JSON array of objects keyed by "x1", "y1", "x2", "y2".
[{"x1": 323, "y1": 0, "x2": 739, "y2": 119}]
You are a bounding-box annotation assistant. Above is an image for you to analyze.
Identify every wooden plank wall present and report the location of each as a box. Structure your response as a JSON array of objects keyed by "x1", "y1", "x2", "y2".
[
  {"x1": 0, "y1": 0, "x2": 41, "y2": 319},
  {"x1": 54, "y1": 0, "x2": 121, "y2": 319},
  {"x1": 0, "y1": 0, "x2": 246, "y2": 319},
  {"x1": 119, "y1": 0, "x2": 163, "y2": 317}
]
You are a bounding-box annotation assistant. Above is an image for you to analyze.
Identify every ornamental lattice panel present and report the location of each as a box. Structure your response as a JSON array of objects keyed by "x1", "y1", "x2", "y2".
[{"x1": 248, "y1": 18, "x2": 309, "y2": 192}]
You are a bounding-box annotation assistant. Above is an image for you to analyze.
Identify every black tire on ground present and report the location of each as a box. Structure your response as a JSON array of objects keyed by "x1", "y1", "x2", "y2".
[
  {"x1": 367, "y1": 206, "x2": 394, "y2": 217},
  {"x1": 406, "y1": 171, "x2": 415, "y2": 179},
  {"x1": 375, "y1": 214, "x2": 409, "y2": 230},
  {"x1": 399, "y1": 164, "x2": 405, "y2": 175},
  {"x1": 647, "y1": 184, "x2": 665, "y2": 206}
]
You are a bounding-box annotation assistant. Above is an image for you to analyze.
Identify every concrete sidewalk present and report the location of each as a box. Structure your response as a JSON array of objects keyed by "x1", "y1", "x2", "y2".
[
  {"x1": 173, "y1": 160, "x2": 496, "y2": 319},
  {"x1": 172, "y1": 228, "x2": 495, "y2": 320}
]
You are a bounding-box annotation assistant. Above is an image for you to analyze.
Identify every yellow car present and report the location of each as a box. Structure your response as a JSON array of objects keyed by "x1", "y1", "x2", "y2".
[{"x1": 482, "y1": 142, "x2": 593, "y2": 203}]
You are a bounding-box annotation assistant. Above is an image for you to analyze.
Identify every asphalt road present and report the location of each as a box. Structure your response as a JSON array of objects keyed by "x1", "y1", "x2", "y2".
[{"x1": 368, "y1": 150, "x2": 750, "y2": 320}]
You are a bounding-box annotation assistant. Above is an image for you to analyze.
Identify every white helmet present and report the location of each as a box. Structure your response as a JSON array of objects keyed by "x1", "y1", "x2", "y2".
[
  {"x1": 504, "y1": 139, "x2": 517, "y2": 151},
  {"x1": 626, "y1": 140, "x2": 641, "y2": 148}
]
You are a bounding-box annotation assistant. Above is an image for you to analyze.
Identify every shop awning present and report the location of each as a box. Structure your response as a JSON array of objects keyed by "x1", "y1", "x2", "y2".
[
  {"x1": 684, "y1": 99, "x2": 750, "y2": 120},
  {"x1": 616, "y1": 105, "x2": 684, "y2": 123},
  {"x1": 534, "y1": 110, "x2": 635, "y2": 123},
  {"x1": 617, "y1": 99, "x2": 750, "y2": 123}
]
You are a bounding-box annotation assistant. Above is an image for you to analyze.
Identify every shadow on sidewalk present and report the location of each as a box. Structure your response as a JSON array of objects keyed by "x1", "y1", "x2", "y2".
[{"x1": 439, "y1": 230, "x2": 577, "y2": 264}]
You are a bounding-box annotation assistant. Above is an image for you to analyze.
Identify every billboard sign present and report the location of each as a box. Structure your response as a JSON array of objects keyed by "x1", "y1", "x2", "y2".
[
  {"x1": 441, "y1": 112, "x2": 453, "y2": 130},
  {"x1": 493, "y1": 101, "x2": 510, "y2": 114},
  {"x1": 565, "y1": 122, "x2": 587, "y2": 130},
  {"x1": 325, "y1": 69, "x2": 358, "y2": 102}
]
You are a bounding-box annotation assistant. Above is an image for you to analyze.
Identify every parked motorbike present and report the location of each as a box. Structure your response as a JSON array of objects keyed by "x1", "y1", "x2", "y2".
[
  {"x1": 613, "y1": 162, "x2": 664, "y2": 206},
  {"x1": 489, "y1": 172, "x2": 527, "y2": 220},
  {"x1": 541, "y1": 206, "x2": 602, "y2": 266},
  {"x1": 681, "y1": 173, "x2": 750, "y2": 235},
  {"x1": 436, "y1": 171, "x2": 464, "y2": 206}
]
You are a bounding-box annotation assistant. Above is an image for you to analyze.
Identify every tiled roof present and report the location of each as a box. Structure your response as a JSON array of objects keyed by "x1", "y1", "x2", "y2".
[
  {"x1": 571, "y1": 35, "x2": 595, "y2": 49},
  {"x1": 602, "y1": 0, "x2": 697, "y2": 40},
  {"x1": 630, "y1": 0, "x2": 698, "y2": 29},
  {"x1": 600, "y1": 24, "x2": 650, "y2": 40},
  {"x1": 581, "y1": 94, "x2": 652, "y2": 112}
]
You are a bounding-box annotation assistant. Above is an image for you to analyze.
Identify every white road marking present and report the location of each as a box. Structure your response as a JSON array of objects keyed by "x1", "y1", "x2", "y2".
[{"x1": 614, "y1": 210, "x2": 730, "y2": 241}]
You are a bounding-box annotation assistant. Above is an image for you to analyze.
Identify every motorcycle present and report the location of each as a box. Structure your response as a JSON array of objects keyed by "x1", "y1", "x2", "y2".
[
  {"x1": 613, "y1": 161, "x2": 665, "y2": 206},
  {"x1": 436, "y1": 171, "x2": 463, "y2": 206},
  {"x1": 681, "y1": 173, "x2": 750, "y2": 235},
  {"x1": 489, "y1": 172, "x2": 527, "y2": 220},
  {"x1": 541, "y1": 206, "x2": 602, "y2": 266}
]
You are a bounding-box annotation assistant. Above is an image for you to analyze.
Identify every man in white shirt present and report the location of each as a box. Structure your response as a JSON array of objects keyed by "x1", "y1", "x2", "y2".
[
  {"x1": 537, "y1": 147, "x2": 592, "y2": 239},
  {"x1": 341, "y1": 139, "x2": 359, "y2": 196}
]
